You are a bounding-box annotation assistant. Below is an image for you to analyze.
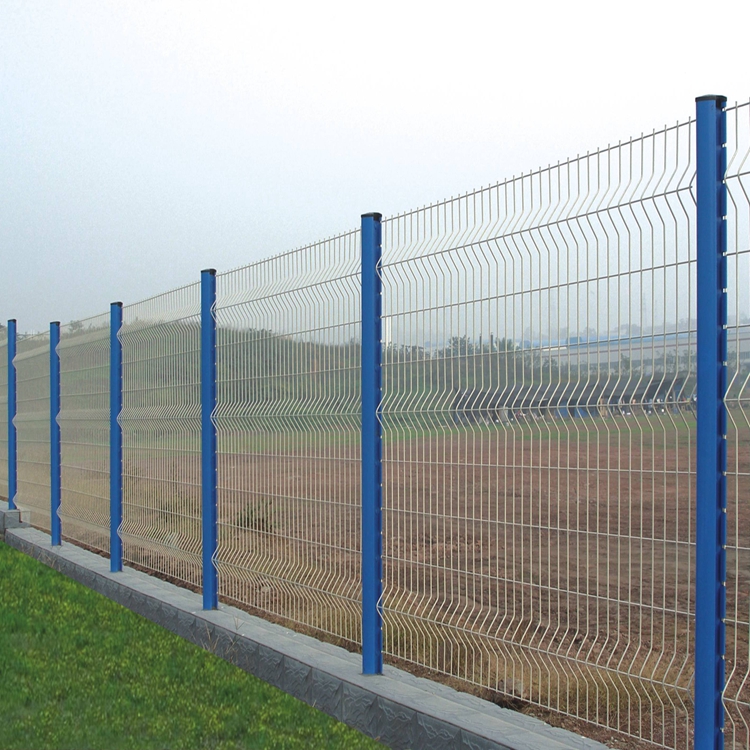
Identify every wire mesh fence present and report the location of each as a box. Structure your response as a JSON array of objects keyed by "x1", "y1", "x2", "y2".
[
  {"x1": 0, "y1": 328, "x2": 7, "y2": 499},
  {"x1": 723, "y1": 100, "x2": 750, "y2": 750},
  {"x1": 14, "y1": 331, "x2": 51, "y2": 531},
  {"x1": 58, "y1": 314, "x2": 111, "y2": 554},
  {"x1": 119, "y1": 285, "x2": 202, "y2": 588},
  {"x1": 380, "y1": 119, "x2": 699, "y2": 747},
  {"x1": 214, "y1": 233, "x2": 362, "y2": 645},
  {"x1": 3, "y1": 97, "x2": 750, "y2": 750}
]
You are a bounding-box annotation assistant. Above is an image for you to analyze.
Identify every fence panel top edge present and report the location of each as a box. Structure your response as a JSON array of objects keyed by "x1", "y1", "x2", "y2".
[
  {"x1": 59, "y1": 314, "x2": 111, "y2": 345},
  {"x1": 380, "y1": 119, "x2": 696, "y2": 267},
  {"x1": 726, "y1": 100, "x2": 750, "y2": 179},
  {"x1": 121, "y1": 281, "x2": 201, "y2": 317},
  {"x1": 121, "y1": 282, "x2": 201, "y2": 327},
  {"x1": 60, "y1": 311, "x2": 111, "y2": 334},
  {"x1": 725, "y1": 97, "x2": 750, "y2": 115},
  {"x1": 382, "y1": 117, "x2": 696, "y2": 227},
  {"x1": 216, "y1": 228, "x2": 361, "y2": 282},
  {"x1": 216, "y1": 232, "x2": 362, "y2": 313}
]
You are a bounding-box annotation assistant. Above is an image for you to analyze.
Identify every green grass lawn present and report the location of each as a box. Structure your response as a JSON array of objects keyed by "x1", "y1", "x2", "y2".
[{"x1": 0, "y1": 542, "x2": 381, "y2": 750}]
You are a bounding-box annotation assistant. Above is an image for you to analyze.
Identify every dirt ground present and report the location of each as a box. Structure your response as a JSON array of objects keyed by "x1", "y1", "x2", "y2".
[{"x1": 29, "y1": 415, "x2": 750, "y2": 749}]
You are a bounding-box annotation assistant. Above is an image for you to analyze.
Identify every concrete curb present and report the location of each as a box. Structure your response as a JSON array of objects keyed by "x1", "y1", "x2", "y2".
[
  {"x1": 0, "y1": 501, "x2": 25, "y2": 539},
  {"x1": 0, "y1": 505, "x2": 607, "y2": 750}
]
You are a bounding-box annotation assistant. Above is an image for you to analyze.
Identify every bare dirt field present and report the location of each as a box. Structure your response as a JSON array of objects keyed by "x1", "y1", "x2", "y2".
[{"x1": 30, "y1": 415, "x2": 750, "y2": 749}]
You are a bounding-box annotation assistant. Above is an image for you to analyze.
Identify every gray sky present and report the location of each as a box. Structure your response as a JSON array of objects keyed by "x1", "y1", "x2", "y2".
[{"x1": 1, "y1": 0, "x2": 748, "y2": 332}]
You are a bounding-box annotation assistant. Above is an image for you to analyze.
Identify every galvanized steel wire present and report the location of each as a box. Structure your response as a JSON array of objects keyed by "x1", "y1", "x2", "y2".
[
  {"x1": 214, "y1": 233, "x2": 362, "y2": 644},
  {"x1": 58, "y1": 314, "x2": 110, "y2": 553},
  {"x1": 380, "y1": 119, "x2": 698, "y2": 747},
  {"x1": 14, "y1": 331, "x2": 51, "y2": 531},
  {"x1": 119, "y1": 285, "x2": 202, "y2": 588}
]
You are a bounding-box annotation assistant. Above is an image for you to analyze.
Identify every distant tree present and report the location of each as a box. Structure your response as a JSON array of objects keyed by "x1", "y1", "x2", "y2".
[
  {"x1": 443, "y1": 336, "x2": 475, "y2": 357},
  {"x1": 494, "y1": 337, "x2": 517, "y2": 352}
]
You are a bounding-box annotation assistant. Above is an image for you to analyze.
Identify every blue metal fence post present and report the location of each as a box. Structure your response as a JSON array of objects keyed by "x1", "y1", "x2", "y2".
[
  {"x1": 361, "y1": 212, "x2": 383, "y2": 675},
  {"x1": 50, "y1": 321, "x2": 61, "y2": 546},
  {"x1": 110, "y1": 302, "x2": 123, "y2": 572},
  {"x1": 695, "y1": 93, "x2": 728, "y2": 750},
  {"x1": 7, "y1": 319, "x2": 17, "y2": 510},
  {"x1": 201, "y1": 269, "x2": 218, "y2": 610}
]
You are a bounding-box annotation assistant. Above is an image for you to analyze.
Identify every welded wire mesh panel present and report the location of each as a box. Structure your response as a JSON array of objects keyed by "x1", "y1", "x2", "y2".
[
  {"x1": 58, "y1": 314, "x2": 110, "y2": 554},
  {"x1": 120, "y1": 286, "x2": 201, "y2": 588},
  {"x1": 14, "y1": 331, "x2": 51, "y2": 531},
  {"x1": 215, "y1": 233, "x2": 361, "y2": 645},
  {"x1": 0, "y1": 329, "x2": 7, "y2": 500},
  {"x1": 723, "y1": 99, "x2": 750, "y2": 750},
  {"x1": 381, "y1": 120, "x2": 697, "y2": 748}
]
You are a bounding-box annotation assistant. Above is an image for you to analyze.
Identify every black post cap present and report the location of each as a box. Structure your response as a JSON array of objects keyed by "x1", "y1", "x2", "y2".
[{"x1": 696, "y1": 94, "x2": 727, "y2": 105}]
